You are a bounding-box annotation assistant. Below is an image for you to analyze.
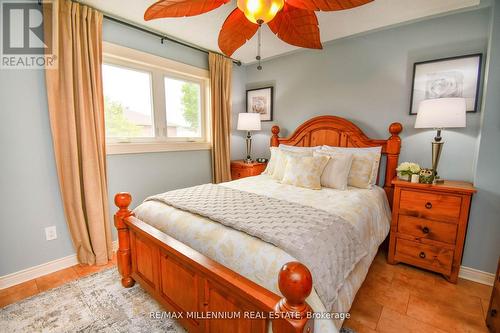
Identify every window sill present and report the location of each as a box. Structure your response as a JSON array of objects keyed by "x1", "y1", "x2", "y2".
[{"x1": 106, "y1": 142, "x2": 211, "y2": 155}]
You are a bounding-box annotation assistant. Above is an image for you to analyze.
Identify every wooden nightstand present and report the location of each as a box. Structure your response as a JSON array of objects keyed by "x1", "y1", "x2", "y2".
[
  {"x1": 230, "y1": 160, "x2": 267, "y2": 180},
  {"x1": 486, "y1": 257, "x2": 500, "y2": 332},
  {"x1": 387, "y1": 178, "x2": 476, "y2": 283}
]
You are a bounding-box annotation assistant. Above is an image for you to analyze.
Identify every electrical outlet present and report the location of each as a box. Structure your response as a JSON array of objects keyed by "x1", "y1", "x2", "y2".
[{"x1": 45, "y1": 226, "x2": 57, "y2": 241}]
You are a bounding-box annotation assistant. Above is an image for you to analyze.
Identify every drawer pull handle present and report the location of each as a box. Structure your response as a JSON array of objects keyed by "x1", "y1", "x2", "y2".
[
  {"x1": 419, "y1": 252, "x2": 426, "y2": 259},
  {"x1": 491, "y1": 309, "x2": 498, "y2": 317},
  {"x1": 422, "y1": 227, "x2": 430, "y2": 234},
  {"x1": 425, "y1": 202, "x2": 432, "y2": 209}
]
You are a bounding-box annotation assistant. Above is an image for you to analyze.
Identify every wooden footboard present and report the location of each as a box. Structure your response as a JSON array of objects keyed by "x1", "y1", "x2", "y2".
[{"x1": 114, "y1": 193, "x2": 314, "y2": 333}]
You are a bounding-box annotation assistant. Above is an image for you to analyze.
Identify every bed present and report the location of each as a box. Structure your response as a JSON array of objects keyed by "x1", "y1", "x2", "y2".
[{"x1": 114, "y1": 115, "x2": 403, "y2": 333}]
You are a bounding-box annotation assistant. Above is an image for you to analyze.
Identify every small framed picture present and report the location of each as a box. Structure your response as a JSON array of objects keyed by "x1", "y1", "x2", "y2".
[
  {"x1": 246, "y1": 87, "x2": 273, "y2": 121},
  {"x1": 409, "y1": 54, "x2": 483, "y2": 115}
]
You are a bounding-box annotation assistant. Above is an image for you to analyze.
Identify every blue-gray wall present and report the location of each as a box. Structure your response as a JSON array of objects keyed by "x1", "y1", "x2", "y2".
[
  {"x1": 463, "y1": 1, "x2": 500, "y2": 273},
  {"x1": 0, "y1": 65, "x2": 75, "y2": 275},
  {"x1": 243, "y1": 9, "x2": 489, "y2": 182},
  {"x1": 0, "y1": 19, "x2": 212, "y2": 276},
  {"x1": 242, "y1": 7, "x2": 499, "y2": 273}
]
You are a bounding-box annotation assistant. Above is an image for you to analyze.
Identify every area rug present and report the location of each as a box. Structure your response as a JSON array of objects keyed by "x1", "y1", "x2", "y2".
[
  {"x1": 0, "y1": 268, "x2": 355, "y2": 332},
  {"x1": 0, "y1": 268, "x2": 185, "y2": 332}
]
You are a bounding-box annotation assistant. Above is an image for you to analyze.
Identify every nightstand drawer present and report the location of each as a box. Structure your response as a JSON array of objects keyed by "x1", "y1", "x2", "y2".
[
  {"x1": 395, "y1": 238, "x2": 453, "y2": 275},
  {"x1": 487, "y1": 290, "x2": 500, "y2": 332},
  {"x1": 230, "y1": 160, "x2": 267, "y2": 180},
  {"x1": 397, "y1": 215, "x2": 458, "y2": 244},
  {"x1": 486, "y1": 258, "x2": 500, "y2": 332},
  {"x1": 231, "y1": 168, "x2": 251, "y2": 180},
  {"x1": 399, "y1": 189, "x2": 462, "y2": 223}
]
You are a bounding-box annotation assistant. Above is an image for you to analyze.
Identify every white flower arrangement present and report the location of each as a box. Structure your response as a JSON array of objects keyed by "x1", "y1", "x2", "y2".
[{"x1": 396, "y1": 162, "x2": 421, "y2": 177}]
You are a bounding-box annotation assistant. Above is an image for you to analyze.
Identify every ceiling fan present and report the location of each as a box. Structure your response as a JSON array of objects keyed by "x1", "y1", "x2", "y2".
[{"x1": 144, "y1": 0, "x2": 373, "y2": 68}]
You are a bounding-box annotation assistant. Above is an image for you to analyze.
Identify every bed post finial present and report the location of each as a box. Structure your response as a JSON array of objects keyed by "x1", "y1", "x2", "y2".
[
  {"x1": 385, "y1": 122, "x2": 403, "y2": 204},
  {"x1": 114, "y1": 192, "x2": 135, "y2": 288},
  {"x1": 389, "y1": 122, "x2": 403, "y2": 137},
  {"x1": 273, "y1": 262, "x2": 314, "y2": 333},
  {"x1": 271, "y1": 126, "x2": 280, "y2": 147}
]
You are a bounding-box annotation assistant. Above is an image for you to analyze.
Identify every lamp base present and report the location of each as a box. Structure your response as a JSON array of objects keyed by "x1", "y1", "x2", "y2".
[
  {"x1": 244, "y1": 132, "x2": 253, "y2": 164},
  {"x1": 431, "y1": 135, "x2": 444, "y2": 182}
]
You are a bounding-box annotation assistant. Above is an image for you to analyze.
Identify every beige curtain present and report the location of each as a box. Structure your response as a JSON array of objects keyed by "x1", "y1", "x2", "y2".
[
  {"x1": 44, "y1": 0, "x2": 112, "y2": 265},
  {"x1": 209, "y1": 53, "x2": 233, "y2": 183}
]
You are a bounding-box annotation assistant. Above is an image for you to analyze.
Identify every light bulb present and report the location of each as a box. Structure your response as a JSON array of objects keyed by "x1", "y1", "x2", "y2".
[{"x1": 237, "y1": 0, "x2": 284, "y2": 24}]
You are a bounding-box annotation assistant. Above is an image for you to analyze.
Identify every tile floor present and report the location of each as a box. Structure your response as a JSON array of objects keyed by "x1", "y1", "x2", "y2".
[
  {"x1": 343, "y1": 250, "x2": 492, "y2": 333},
  {"x1": 0, "y1": 251, "x2": 492, "y2": 333}
]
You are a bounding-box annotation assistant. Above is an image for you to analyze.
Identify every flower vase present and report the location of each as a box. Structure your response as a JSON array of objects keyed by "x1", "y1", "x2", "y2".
[{"x1": 397, "y1": 172, "x2": 410, "y2": 181}]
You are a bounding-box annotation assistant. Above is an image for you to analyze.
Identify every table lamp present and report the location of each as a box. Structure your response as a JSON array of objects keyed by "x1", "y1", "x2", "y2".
[
  {"x1": 237, "y1": 113, "x2": 261, "y2": 163},
  {"x1": 415, "y1": 97, "x2": 466, "y2": 183}
]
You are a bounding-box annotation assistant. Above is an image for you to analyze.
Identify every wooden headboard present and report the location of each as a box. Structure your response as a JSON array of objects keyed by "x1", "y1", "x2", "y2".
[{"x1": 270, "y1": 115, "x2": 403, "y2": 201}]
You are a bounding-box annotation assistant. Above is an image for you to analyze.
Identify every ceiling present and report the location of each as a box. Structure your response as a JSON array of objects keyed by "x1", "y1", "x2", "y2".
[{"x1": 82, "y1": 0, "x2": 481, "y2": 64}]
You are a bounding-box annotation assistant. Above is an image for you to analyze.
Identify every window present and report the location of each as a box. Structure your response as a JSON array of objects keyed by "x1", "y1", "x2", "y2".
[
  {"x1": 103, "y1": 64, "x2": 154, "y2": 138},
  {"x1": 102, "y1": 42, "x2": 210, "y2": 154},
  {"x1": 164, "y1": 77, "x2": 202, "y2": 138}
]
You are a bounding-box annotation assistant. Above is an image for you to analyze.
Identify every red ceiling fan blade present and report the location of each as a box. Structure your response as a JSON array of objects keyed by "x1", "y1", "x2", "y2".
[
  {"x1": 218, "y1": 9, "x2": 259, "y2": 57},
  {"x1": 285, "y1": 0, "x2": 372, "y2": 12},
  {"x1": 144, "y1": 0, "x2": 230, "y2": 20},
  {"x1": 268, "y1": 4, "x2": 322, "y2": 49}
]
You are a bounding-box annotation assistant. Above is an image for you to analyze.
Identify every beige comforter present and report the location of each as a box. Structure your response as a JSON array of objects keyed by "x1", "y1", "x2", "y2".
[{"x1": 134, "y1": 175, "x2": 391, "y2": 333}]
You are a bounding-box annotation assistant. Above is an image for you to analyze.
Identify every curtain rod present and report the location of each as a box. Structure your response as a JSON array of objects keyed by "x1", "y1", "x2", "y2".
[
  {"x1": 103, "y1": 15, "x2": 241, "y2": 66},
  {"x1": 62, "y1": 1, "x2": 242, "y2": 66}
]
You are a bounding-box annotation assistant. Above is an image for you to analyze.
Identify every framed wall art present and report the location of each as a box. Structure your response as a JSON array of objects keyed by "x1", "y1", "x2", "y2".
[
  {"x1": 409, "y1": 54, "x2": 483, "y2": 115},
  {"x1": 246, "y1": 87, "x2": 273, "y2": 121}
]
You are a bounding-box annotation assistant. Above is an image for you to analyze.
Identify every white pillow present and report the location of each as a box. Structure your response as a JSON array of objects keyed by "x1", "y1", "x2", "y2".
[
  {"x1": 262, "y1": 147, "x2": 279, "y2": 175},
  {"x1": 271, "y1": 149, "x2": 312, "y2": 181},
  {"x1": 321, "y1": 146, "x2": 382, "y2": 189},
  {"x1": 314, "y1": 150, "x2": 353, "y2": 190},
  {"x1": 281, "y1": 155, "x2": 330, "y2": 190},
  {"x1": 279, "y1": 144, "x2": 321, "y2": 152}
]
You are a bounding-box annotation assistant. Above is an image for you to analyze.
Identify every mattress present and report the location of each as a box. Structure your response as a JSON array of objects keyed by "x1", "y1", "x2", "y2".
[{"x1": 134, "y1": 175, "x2": 391, "y2": 332}]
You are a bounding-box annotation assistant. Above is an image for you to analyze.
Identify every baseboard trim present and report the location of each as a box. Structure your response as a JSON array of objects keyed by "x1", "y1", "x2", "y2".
[
  {"x1": 0, "y1": 245, "x2": 493, "y2": 290},
  {"x1": 0, "y1": 241, "x2": 118, "y2": 290},
  {"x1": 459, "y1": 265, "x2": 495, "y2": 286}
]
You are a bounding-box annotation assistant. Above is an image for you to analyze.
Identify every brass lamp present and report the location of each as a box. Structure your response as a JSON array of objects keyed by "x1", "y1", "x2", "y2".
[
  {"x1": 237, "y1": 113, "x2": 261, "y2": 163},
  {"x1": 415, "y1": 98, "x2": 466, "y2": 183}
]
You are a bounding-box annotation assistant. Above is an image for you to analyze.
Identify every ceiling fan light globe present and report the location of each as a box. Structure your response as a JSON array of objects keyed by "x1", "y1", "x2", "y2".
[{"x1": 237, "y1": 0, "x2": 284, "y2": 24}]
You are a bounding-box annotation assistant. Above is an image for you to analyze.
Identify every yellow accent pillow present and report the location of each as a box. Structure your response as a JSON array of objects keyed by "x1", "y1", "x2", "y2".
[
  {"x1": 281, "y1": 155, "x2": 330, "y2": 190},
  {"x1": 271, "y1": 150, "x2": 312, "y2": 181}
]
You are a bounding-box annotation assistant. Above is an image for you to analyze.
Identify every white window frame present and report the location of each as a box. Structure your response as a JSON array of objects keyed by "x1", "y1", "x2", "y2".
[{"x1": 103, "y1": 42, "x2": 211, "y2": 155}]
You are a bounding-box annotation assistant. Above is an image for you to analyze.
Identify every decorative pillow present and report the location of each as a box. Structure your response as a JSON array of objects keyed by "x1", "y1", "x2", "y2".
[
  {"x1": 262, "y1": 147, "x2": 279, "y2": 175},
  {"x1": 321, "y1": 146, "x2": 382, "y2": 189},
  {"x1": 271, "y1": 150, "x2": 312, "y2": 181},
  {"x1": 313, "y1": 150, "x2": 353, "y2": 190},
  {"x1": 281, "y1": 155, "x2": 330, "y2": 190},
  {"x1": 279, "y1": 144, "x2": 321, "y2": 152}
]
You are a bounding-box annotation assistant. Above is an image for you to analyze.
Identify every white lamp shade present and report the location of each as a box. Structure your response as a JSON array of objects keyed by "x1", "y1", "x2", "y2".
[
  {"x1": 415, "y1": 98, "x2": 466, "y2": 129},
  {"x1": 237, "y1": 113, "x2": 261, "y2": 131}
]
